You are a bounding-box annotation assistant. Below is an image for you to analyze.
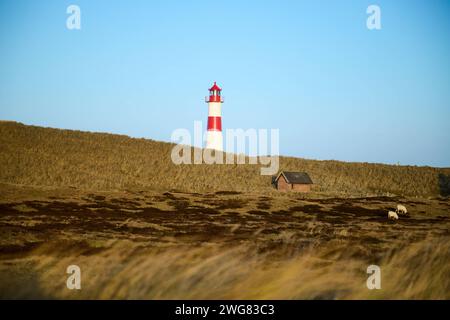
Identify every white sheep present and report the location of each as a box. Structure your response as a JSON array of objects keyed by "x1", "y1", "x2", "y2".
[
  {"x1": 388, "y1": 211, "x2": 399, "y2": 220},
  {"x1": 396, "y1": 204, "x2": 408, "y2": 215}
]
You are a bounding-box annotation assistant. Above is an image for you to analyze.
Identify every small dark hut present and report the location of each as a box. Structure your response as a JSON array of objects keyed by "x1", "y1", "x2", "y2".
[{"x1": 273, "y1": 171, "x2": 313, "y2": 192}]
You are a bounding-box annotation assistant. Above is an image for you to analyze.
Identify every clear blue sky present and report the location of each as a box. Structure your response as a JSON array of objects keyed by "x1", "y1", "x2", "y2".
[{"x1": 1, "y1": 0, "x2": 449, "y2": 167}]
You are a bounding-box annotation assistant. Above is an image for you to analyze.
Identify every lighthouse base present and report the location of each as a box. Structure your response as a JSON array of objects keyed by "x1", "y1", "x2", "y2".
[{"x1": 205, "y1": 131, "x2": 223, "y2": 151}]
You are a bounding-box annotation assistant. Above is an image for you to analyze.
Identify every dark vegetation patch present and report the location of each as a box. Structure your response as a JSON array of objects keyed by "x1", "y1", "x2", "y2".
[
  {"x1": 271, "y1": 210, "x2": 290, "y2": 215},
  {"x1": 256, "y1": 201, "x2": 271, "y2": 210},
  {"x1": 0, "y1": 242, "x2": 42, "y2": 256},
  {"x1": 438, "y1": 173, "x2": 450, "y2": 197},
  {"x1": 88, "y1": 194, "x2": 106, "y2": 201},
  {"x1": 186, "y1": 207, "x2": 221, "y2": 215},
  {"x1": 168, "y1": 200, "x2": 190, "y2": 211},
  {"x1": 201, "y1": 199, "x2": 247, "y2": 210},
  {"x1": 289, "y1": 204, "x2": 326, "y2": 214},
  {"x1": 110, "y1": 198, "x2": 141, "y2": 205},
  {"x1": 307, "y1": 198, "x2": 340, "y2": 205},
  {"x1": 356, "y1": 196, "x2": 401, "y2": 202},
  {"x1": 215, "y1": 199, "x2": 247, "y2": 210},
  {"x1": 224, "y1": 211, "x2": 241, "y2": 216},
  {"x1": 163, "y1": 192, "x2": 177, "y2": 200},
  {"x1": 331, "y1": 204, "x2": 386, "y2": 218},
  {"x1": 396, "y1": 216, "x2": 447, "y2": 226},
  {"x1": 215, "y1": 191, "x2": 242, "y2": 195},
  {"x1": 247, "y1": 210, "x2": 269, "y2": 216},
  {"x1": 0, "y1": 240, "x2": 106, "y2": 259}
]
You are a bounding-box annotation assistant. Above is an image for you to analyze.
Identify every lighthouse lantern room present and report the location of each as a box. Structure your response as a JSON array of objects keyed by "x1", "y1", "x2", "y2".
[{"x1": 205, "y1": 82, "x2": 224, "y2": 151}]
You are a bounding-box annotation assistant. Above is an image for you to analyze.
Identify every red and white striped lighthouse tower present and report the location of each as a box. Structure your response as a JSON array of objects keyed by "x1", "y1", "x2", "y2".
[{"x1": 205, "y1": 82, "x2": 224, "y2": 151}]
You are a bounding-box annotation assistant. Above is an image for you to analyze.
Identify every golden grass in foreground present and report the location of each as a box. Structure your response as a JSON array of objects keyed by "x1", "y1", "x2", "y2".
[{"x1": 2, "y1": 237, "x2": 448, "y2": 299}]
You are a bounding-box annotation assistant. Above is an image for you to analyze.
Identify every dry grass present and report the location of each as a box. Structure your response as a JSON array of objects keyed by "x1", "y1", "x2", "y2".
[
  {"x1": 1, "y1": 237, "x2": 448, "y2": 299},
  {"x1": 0, "y1": 121, "x2": 449, "y2": 300},
  {"x1": 0, "y1": 185, "x2": 448, "y2": 299},
  {"x1": 1, "y1": 121, "x2": 449, "y2": 196}
]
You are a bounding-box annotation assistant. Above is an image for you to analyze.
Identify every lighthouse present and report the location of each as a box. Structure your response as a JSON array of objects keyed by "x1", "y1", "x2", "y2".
[{"x1": 205, "y1": 82, "x2": 224, "y2": 151}]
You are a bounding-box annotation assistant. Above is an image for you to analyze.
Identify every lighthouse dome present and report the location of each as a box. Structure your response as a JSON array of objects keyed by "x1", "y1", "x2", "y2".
[{"x1": 209, "y1": 82, "x2": 221, "y2": 91}]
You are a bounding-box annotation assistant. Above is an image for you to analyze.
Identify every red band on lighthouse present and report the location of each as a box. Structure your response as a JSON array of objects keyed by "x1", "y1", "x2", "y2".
[
  {"x1": 208, "y1": 95, "x2": 222, "y2": 103},
  {"x1": 207, "y1": 116, "x2": 222, "y2": 131}
]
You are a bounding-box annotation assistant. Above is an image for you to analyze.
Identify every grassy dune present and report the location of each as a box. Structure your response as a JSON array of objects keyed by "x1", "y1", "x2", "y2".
[
  {"x1": 1, "y1": 121, "x2": 449, "y2": 299},
  {"x1": 1, "y1": 121, "x2": 449, "y2": 196}
]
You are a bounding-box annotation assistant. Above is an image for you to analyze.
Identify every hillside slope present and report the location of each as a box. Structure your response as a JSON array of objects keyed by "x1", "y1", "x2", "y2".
[{"x1": 0, "y1": 121, "x2": 448, "y2": 196}]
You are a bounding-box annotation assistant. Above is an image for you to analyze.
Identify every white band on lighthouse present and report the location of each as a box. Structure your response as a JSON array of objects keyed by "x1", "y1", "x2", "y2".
[
  {"x1": 207, "y1": 102, "x2": 222, "y2": 117},
  {"x1": 205, "y1": 82, "x2": 223, "y2": 151},
  {"x1": 206, "y1": 130, "x2": 223, "y2": 151}
]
